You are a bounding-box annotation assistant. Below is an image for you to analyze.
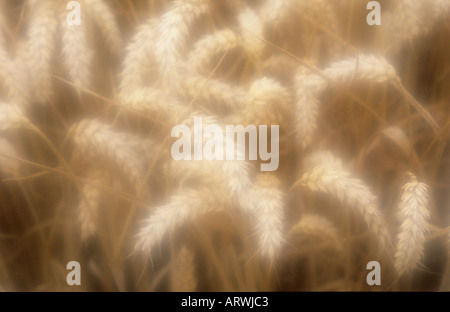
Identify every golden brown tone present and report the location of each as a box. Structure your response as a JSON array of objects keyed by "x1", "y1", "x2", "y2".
[{"x1": 0, "y1": 0, "x2": 448, "y2": 291}]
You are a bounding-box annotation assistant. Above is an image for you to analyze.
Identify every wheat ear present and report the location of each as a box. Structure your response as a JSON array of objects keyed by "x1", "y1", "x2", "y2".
[
  {"x1": 251, "y1": 174, "x2": 285, "y2": 262},
  {"x1": 71, "y1": 119, "x2": 152, "y2": 185},
  {"x1": 295, "y1": 55, "x2": 398, "y2": 149},
  {"x1": 119, "y1": 87, "x2": 182, "y2": 121},
  {"x1": 181, "y1": 75, "x2": 247, "y2": 110},
  {"x1": 169, "y1": 114, "x2": 254, "y2": 213},
  {"x1": 170, "y1": 246, "x2": 197, "y2": 292},
  {"x1": 77, "y1": 169, "x2": 104, "y2": 241},
  {"x1": 84, "y1": 0, "x2": 122, "y2": 54},
  {"x1": 236, "y1": 77, "x2": 291, "y2": 126},
  {"x1": 25, "y1": 0, "x2": 58, "y2": 103},
  {"x1": 0, "y1": 23, "x2": 29, "y2": 107},
  {"x1": 382, "y1": 0, "x2": 427, "y2": 53},
  {"x1": 289, "y1": 214, "x2": 342, "y2": 251},
  {"x1": 187, "y1": 29, "x2": 240, "y2": 73},
  {"x1": 298, "y1": 151, "x2": 391, "y2": 250},
  {"x1": 119, "y1": 19, "x2": 157, "y2": 93},
  {"x1": 155, "y1": 0, "x2": 209, "y2": 82},
  {"x1": 60, "y1": 4, "x2": 92, "y2": 90},
  {"x1": 136, "y1": 187, "x2": 226, "y2": 254},
  {"x1": 394, "y1": 172, "x2": 431, "y2": 276}
]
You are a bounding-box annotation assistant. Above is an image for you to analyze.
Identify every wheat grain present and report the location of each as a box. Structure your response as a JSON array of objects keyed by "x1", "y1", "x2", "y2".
[
  {"x1": 394, "y1": 172, "x2": 430, "y2": 276},
  {"x1": 60, "y1": 4, "x2": 92, "y2": 90},
  {"x1": 25, "y1": 0, "x2": 58, "y2": 103},
  {"x1": 136, "y1": 187, "x2": 227, "y2": 253},
  {"x1": 155, "y1": 0, "x2": 209, "y2": 82},
  {"x1": 299, "y1": 151, "x2": 391, "y2": 250},
  {"x1": 71, "y1": 119, "x2": 152, "y2": 185},
  {"x1": 84, "y1": 0, "x2": 122, "y2": 54},
  {"x1": 170, "y1": 246, "x2": 197, "y2": 292},
  {"x1": 251, "y1": 173, "x2": 285, "y2": 262},
  {"x1": 289, "y1": 214, "x2": 342, "y2": 251}
]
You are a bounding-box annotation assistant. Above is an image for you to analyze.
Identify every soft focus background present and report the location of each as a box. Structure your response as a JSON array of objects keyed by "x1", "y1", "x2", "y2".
[{"x1": 0, "y1": 0, "x2": 448, "y2": 291}]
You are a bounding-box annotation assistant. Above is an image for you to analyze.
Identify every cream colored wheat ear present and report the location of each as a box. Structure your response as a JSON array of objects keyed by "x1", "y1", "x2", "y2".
[
  {"x1": 394, "y1": 172, "x2": 431, "y2": 276},
  {"x1": 298, "y1": 151, "x2": 391, "y2": 250}
]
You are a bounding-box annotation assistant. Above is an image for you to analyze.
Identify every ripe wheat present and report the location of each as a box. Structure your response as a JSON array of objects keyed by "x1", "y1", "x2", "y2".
[
  {"x1": 298, "y1": 151, "x2": 391, "y2": 250},
  {"x1": 154, "y1": 0, "x2": 209, "y2": 82},
  {"x1": 394, "y1": 172, "x2": 431, "y2": 276},
  {"x1": 25, "y1": 0, "x2": 58, "y2": 103},
  {"x1": 71, "y1": 119, "x2": 151, "y2": 186},
  {"x1": 77, "y1": 169, "x2": 104, "y2": 241},
  {"x1": 187, "y1": 29, "x2": 240, "y2": 73},
  {"x1": 136, "y1": 187, "x2": 227, "y2": 254},
  {"x1": 60, "y1": 6, "x2": 92, "y2": 90},
  {"x1": 251, "y1": 174, "x2": 285, "y2": 262}
]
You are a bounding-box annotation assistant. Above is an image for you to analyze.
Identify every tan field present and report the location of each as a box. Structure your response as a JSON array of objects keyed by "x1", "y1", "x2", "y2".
[{"x1": 0, "y1": 0, "x2": 448, "y2": 291}]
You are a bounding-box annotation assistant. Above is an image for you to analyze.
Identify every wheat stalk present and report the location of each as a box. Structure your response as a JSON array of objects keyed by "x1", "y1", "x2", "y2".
[
  {"x1": 298, "y1": 151, "x2": 391, "y2": 250},
  {"x1": 394, "y1": 172, "x2": 431, "y2": 276},
  {"x1": 295, "y1": 55, "x2": 398, "y2": 149},
  {"x1": 289, "y1": 214, "x2": 342, "y2": 251},
  {"x1": 25, "y1": 0, "x2": 58, "y2": 104},
  {"x1": 60, "y1": 4, "x2": 92, "y2": 90},
  {"x1": 170, "y1": 246, "x2": 197, "y2": 292},
  {"x1": 136, "y1": 187, "x2": 227, "y2": 254},
  {"x1": 71, "y1": 119, "x2": 152, "y2": 186}
]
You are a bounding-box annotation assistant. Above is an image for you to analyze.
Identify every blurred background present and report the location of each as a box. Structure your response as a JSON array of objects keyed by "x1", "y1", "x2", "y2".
[{"x1": 0, "y1": 0, "x2": 448, "y2": 291}]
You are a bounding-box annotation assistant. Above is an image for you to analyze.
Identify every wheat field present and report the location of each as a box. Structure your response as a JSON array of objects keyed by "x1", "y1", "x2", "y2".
[{"x1": 0, "y1": 0, "x2": 448, "y2": 292}]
